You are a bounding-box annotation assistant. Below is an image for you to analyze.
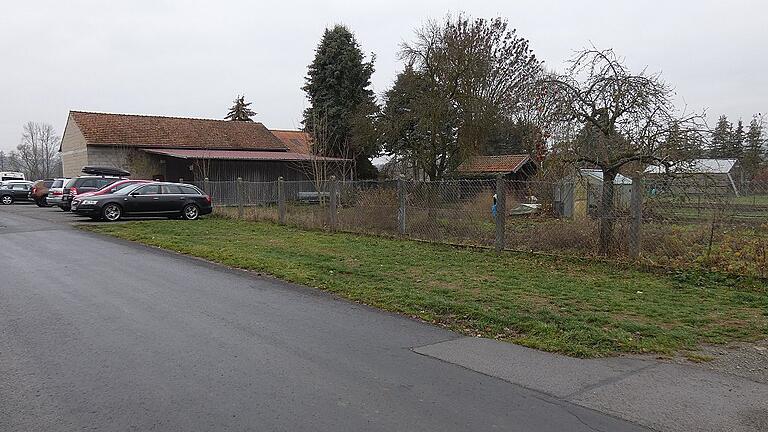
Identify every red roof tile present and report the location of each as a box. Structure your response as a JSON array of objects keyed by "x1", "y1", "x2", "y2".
[
  {"x1": 70, "y1": 111, "x2": 287, "y2": 151},
  {"x1": 142, "y1": 148, "x2": 344, "y2": 162},
  {"x1": 457, "y1": 154, "x2": 533, "y2": 174},
  {"x1": 271, "y1": 130, "x2": 313, "y2": 154}
]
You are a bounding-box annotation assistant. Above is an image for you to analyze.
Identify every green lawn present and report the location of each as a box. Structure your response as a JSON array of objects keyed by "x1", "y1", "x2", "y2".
[{"x1": 82, "y1": 218, "x2": 768, "y2": 358}]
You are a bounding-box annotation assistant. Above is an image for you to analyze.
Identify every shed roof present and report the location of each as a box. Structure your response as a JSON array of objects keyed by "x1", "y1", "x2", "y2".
[
  {"x1": 68, "y1": 111, "x2": 287, "y2": 151},
  {"x1": 580, "y1": 169, "x2": 633, "y2": 185},
  {"x1": 645, "y1": 159, "x2": 737, "y2": 175},
  {"x1": 457, "y1": 154, "x2": 533, "y2": 174}
]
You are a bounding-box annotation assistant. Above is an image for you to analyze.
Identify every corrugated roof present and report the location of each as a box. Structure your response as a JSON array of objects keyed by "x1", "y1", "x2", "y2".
[
  {"x1": 142, "y1": 148, "x2": 345, "y2": 162},
  {"x1": 70, "y1": 111, "x2": 287, "y2": 151},
  {"x1": 645, "y1": 159, "x2": 737, "y2": 175},
  {"x1": 457, "y1": 154, "x2": 532, "y2": 174}
]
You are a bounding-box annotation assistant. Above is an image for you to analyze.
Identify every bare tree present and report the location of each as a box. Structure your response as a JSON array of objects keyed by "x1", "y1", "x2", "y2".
[
  {"x1": 192, "y1": 152, "x2": 213, "y2": 181},
  {"x1": 541, "y1": 48, "x2": 707, "y2": 255},
  {"x1": 16, "y1": 122, "x2": 61, "y2": 179},
  {"x1": 298, "y1": 112, "x2": 348, "y2": 205},
  {"x1": 391, "y1": 15, "x2": 543, "y2": 179}
]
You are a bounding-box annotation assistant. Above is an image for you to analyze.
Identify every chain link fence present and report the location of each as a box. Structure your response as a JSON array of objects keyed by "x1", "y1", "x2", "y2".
[{"x1": 203, "y1": 176, "x2": 768, "y2": 278}]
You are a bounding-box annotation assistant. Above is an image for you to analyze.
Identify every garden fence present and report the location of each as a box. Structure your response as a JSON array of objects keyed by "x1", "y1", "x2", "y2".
[{"x1": 194, "y1": 176, "x2": 768, "y2": 278}]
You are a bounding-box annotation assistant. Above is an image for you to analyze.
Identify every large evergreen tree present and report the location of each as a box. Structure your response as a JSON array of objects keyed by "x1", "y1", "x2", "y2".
[
  {"x1": 225, "y1": 95, "x2": 256, "y2": 121},
  {"x1": 302, "y1": 25, "x2": 379, "y2": 179},
  {"x1": 731, "y1": 119, "x2": 745, "y2": 159},
  {"x1": 743, "y1": 115, "x2": 765, "y2": 179},
  {"x1": 709, "y1": 115, "x2": 733, "y2": 157}
]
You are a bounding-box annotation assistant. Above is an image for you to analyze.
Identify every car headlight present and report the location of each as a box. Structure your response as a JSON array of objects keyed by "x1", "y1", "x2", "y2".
[{"x1": 81, "y1": 200, "x2": 99, "y2": 205}]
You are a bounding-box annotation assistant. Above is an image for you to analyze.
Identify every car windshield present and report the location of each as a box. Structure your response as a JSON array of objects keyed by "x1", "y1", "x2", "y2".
[
  {"x1": 64, "y1": 179, "x2": 77, "y2": 188},
  {"x1": 52, "y1": 179, "x2": 65, "y2": 188}
]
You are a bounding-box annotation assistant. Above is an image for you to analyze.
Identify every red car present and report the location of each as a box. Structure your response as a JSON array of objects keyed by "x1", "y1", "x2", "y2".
[{"x1": 71, "y1": 179, "x2": 151, "y2": 212}]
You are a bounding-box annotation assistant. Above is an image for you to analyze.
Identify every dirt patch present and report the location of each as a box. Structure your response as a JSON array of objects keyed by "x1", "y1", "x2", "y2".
[{"x1": 633, "y1": 339, "x2": 768, "y2": 384}]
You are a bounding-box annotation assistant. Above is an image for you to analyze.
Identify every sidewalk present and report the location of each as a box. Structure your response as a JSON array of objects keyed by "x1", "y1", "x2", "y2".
[{"x1": 414, "y1": 337, "x2": 768, "y2": 432}]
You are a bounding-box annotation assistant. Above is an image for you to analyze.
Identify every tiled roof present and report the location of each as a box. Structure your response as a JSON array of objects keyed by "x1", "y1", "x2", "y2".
[
  {"x1": 457, "y1": 154, "x2": 533, "y2": 174},
  {"x1": 70, "y1": 111, "x2": 287, "y2": 151},
  {"x1": 271, "y1": 130, "x2": 312, "y2": 154},
  {"x1": 142, "y1": 148, "x2": 345, "y2": 162}
]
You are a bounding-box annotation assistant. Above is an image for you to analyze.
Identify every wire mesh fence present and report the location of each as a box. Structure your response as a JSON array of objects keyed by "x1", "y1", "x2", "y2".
[{"x1": 205, "y1": 176, "x2": 768, "y2": 278}]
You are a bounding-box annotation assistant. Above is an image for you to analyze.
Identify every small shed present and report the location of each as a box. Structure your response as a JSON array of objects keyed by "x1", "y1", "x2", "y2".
[{"x1": 556, "y1": 169, "x2": 633, "y2": 218}]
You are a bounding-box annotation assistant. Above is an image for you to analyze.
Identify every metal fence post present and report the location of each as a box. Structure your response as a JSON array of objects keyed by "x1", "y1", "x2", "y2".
[
  {"x1": 397, "y1": 175, "x2": 406, "y2": 235},
  {"x1": 236, "y1": 177, "x2": 244, "y2": 219},
  {"x1": 329, "y1": 175, "x2": 338, "y2": 231},
  {"x1": 495, "y1": 174, "x2": 506, "y2": 251},
  {"x1": 277, "y1": 176, "x2": 286, "y2": 224},
  {"x1": 203, "y1": 177, "x2": 210, "y2": 194},
  {"x1": 629, "y1": 176, "x2": 643, "y2": 260}
]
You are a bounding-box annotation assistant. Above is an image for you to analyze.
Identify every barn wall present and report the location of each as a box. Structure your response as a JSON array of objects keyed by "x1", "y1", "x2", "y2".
[
  {"x1": 59, "y1": 116, "x2": 89, "y2": 178},
  {"x1": 158, "y1": 159, "x2": 321, "y2": 183}
]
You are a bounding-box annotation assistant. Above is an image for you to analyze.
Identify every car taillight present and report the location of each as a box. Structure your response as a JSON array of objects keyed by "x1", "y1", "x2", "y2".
[
  {"x1": 32, "y1": 187, "x2": 37, "y2": 194},
  {"x1": 70, "y1": 187, "x2": 78, "y2": 195},
  {"x1": 52, "y1": 191, "x2": 62, "y2": 196},
  {"x1": 204, "y1": 195, "x2": 211, "y2": 203}
]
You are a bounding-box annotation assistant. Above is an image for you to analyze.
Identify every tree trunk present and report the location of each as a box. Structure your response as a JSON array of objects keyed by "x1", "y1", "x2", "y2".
[{"x1": 598, "y1": 170, "x2": 617, "y2": 256}]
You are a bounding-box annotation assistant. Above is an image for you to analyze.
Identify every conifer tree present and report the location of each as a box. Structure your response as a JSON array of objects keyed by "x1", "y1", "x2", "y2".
[{"x1": 225, "y1": 95, "x2": 256, "y2": 121}]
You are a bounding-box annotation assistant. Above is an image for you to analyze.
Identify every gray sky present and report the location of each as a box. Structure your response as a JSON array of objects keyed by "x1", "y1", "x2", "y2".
[{"x1": 1, "y1": 0, "x2": 766, "y2": 152}]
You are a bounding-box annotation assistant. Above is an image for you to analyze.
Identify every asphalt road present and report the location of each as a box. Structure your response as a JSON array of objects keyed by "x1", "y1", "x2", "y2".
[{"x1": 0, "y1": 203, "x2": 648, "y2": 431}]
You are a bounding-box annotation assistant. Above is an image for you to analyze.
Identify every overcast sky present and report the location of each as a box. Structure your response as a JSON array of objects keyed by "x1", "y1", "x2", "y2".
[{"x1": 0, "y1": 0, "x2": 765, "y2": 152}]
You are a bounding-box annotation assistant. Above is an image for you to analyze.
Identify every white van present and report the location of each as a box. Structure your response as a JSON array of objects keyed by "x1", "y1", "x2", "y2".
[{"x1": 0, "y1": 171, "x2": 25, "y2": 181}]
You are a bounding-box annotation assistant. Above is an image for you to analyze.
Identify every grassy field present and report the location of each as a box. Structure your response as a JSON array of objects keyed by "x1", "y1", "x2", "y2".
[{"x1": 82, "y1": 218, "x2": 768, "y2": 358}]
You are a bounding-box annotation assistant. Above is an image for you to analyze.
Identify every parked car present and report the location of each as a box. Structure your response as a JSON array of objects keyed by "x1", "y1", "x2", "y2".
[
  {"x1": 60, "y1": 176, "x2": 123, "y2": 211},
  {"x1": 46, "y1": 178, "x2": 71, "y2": 207},
  {"x1": 73, "y1": 182, "x2": 212, "y2": 221},
  {"x1": 0, "y1": 180, "x2": 34, "y2": 205},
  {"x1": 71, "y1": 179, "x2": 151, "y2": 212},
  {"x1": 60, "y1": 166, "x2": 131, "y2": 211},
  {"x1": 31, "y1": 179, "x2": 56, "y2": 207}
]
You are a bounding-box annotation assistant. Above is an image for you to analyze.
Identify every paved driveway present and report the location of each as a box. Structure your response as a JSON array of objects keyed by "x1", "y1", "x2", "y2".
[{"x1": 0, "y1": 204, "x2": 647, "y2": 431}]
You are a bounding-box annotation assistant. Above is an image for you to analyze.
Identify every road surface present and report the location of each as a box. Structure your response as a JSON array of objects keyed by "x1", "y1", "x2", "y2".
[{"x1": 0, "y1": 204, "x2": 647, "y2": 431}]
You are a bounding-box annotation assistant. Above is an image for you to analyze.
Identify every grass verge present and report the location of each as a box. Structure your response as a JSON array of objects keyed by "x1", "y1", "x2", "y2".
[{"x1": 81, "y1": 217, "x2": 768, "y2": 357}]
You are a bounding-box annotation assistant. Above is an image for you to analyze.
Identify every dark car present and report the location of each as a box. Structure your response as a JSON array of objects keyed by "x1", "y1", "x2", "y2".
[
  {"x1": 71, "y1": 179, "x2": 151, "y2": 212},
  {"x1": 31, "y1": 179, "x2": 56, "y2": 207},
  {"x1": 0, "y1": 181, "x2": 34, "y2": 205},
  {"x1": 73, "y1": 182, "x2": 213, "y2": 221},
  {"x1": 60, "y1": 176, "x2": 122, "y2": 211}
]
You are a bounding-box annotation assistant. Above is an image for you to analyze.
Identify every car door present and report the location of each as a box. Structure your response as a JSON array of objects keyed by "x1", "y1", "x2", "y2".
[
  {"x1": 12, "y1": 183, "x2": 30, "y2": 200},
  {"x1": 160, "y1": 184, "x2": 186, "y2": 213},
  {"x1": 124, "y1": 184, "x2": 163, "y2": 214}
]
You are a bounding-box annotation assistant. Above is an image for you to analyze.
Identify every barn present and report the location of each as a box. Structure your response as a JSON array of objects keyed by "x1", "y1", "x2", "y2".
[{"x1": 59, "y1": 111, "x2": 345, "y2": 182}]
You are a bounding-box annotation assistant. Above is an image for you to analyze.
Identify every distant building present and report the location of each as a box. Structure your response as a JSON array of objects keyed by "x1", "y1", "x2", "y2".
[
  {"x1": 59, "y1": 111, "x2": 345, "y2": 182},
  {"x1": 644, "y1": 158, "x2": 741, "y2": 196}
]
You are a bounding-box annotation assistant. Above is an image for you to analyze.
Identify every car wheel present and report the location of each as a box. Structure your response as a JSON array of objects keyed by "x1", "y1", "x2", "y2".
[
  {"x1": 1, "y1": 195, "x2": 13, "y2": 205},
  {"x1": 60, "y1": 205, "x2": 71, "y2": 212},
  {"x1": 102, "y1": 203, "x2": 122, "y2": 222},
  {"x1": 182, "y1": 204, "x2": 200, "y2": 220},
  {"x1": 35, "y1": 199, "x2": 46, "y2": 207}
]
